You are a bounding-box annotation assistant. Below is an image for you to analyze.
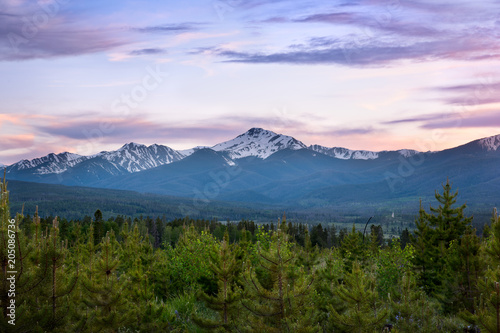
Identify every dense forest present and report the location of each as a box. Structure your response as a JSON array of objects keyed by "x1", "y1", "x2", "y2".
[{"x1": 1, "y1": 177, "x2": 499, "y2": 332}]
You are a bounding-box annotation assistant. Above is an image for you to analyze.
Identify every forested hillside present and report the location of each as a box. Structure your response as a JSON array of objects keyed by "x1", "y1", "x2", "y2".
[{"x1": 0, "y1": 177, "x2": 499, "y2": 332}]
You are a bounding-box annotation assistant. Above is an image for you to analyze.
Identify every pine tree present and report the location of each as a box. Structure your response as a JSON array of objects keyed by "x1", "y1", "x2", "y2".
[
  {"x1": 193, "y1": 232, "x2": 242, "y2": 331},
  {"x1": 82, "y1": 230, "x2": 136, "y2": 331},
  {"x1": 296, "y1": 229, "x2": 319, "y2": 274},
  {"x1": 0, "y1": 176, "x2": 38, "y2": 332},
  {"x1": 447, "y1": 225, "x2": 484, "y2": 313},
  {"x1": 38, "y1": 217, "x2": 79, "y2": 331},
  {"x1": 412, "y1": 180, "x2": 473, "y2": 300},
  {"x1": 120, "y1": 224, "x2": 163, "y2": 331},
  {"x1": 340, "y1": 224, "x2": 366, "y2": 271},
  {"x1": 313, "y1": 248, "x2": 346, "y2": 332},
  {"x1": 328, "y1": 261, "x2": 388, "y2": 332},
  {"x1": 462, "y1": 208, "x2": 500, "y2": 332},
  {"x1": 241, "y1": 219, "x2": 318, "y2": 332},
  {"x1": 389, "y1": 271, "x2": 442, "y2": 331}
]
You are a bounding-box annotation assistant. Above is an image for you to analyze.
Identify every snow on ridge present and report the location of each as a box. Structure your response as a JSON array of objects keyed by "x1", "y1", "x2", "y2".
[
  {"x1": 478, "y1": 134, "x2": 500, "y2": 151},
  {"x1": 9, "y1": 142, "x2": 185, "y2": 175},
  {"x1": 212, "y1": 128, "x2": 307, "y2": 159},
  {"x1": 309, "y1": 144, "x2": 379, "y2": 160},
  {"x1": 397, "y1": 149, "x2": 420, "y2": 158},
  {"x1": 309, "y1": 144, "x2": 423, "y2": 160},
  {"x1": 179, "y1": 146, "x2": 210, "y2": 157}
]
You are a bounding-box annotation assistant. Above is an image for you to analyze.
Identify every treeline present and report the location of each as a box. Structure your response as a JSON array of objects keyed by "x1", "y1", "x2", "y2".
[
  {"x1": 0, "y1": 178, "x2": 499, "y2": 332},
  {"x1": 16, "y1": 210, "x2": 387, "y2": 253}
]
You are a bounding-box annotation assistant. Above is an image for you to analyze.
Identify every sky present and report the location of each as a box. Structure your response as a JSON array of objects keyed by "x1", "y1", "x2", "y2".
[{"x1": 0, "y1": 0, "x2": 499, "y2": 164}]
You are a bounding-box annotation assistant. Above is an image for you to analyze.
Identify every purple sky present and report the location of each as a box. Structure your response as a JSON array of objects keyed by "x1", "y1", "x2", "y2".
[{"x1": 1, "y1": 0, "x2": 499, "y2": 164}]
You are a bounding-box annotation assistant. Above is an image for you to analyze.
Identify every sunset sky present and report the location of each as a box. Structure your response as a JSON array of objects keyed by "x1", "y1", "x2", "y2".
[{"x1": 1, "y1": 0, "x2": 499, "y2": 164}]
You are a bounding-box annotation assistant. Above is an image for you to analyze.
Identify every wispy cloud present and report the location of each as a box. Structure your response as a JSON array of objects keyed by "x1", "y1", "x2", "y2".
[
  {"x1": 435, "y1": 81, "x2": 500, "y2": 106},
  {"x1": 216, "y1": 34, "x2": 500, "y2": 66},
  {"x1": 133, "y1": 23, "x2": 200, "y2": 34},
  {"x1": 0, "y1": 134, "x2": 34, "y2": 151},
  {"x1": 128, "y1": 48, "x2": 166, "y2": 56},
  {"x1": 0, "y1": 5, "x2": 132, "y2": 61},
  {"x1": 421, "y1": 110, "x2": 500, "y2": 129},
  {"x1": 384, "y1": 110, "x2": 500, "y2": 129}
]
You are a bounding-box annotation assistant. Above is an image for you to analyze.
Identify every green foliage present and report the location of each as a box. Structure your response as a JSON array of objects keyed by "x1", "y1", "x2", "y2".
[
  {"x1": 314, "y1": 249, "x2": 346, "y2": 332},
  {"x1": 376, "y1": 240, "x2": 415, "y2": 299},
  {"x1": 0, "y1": 178, "x2": 489, "y2": 332},
  {"x1": 340, "y1": 224, "x2": 366, "y2": 271},
  {"x1": 193, "y1": 232, "x2": 243, "y2": 331},
  {"x1": 241, "y1": 221, "x2": 319, "y2": 332},
  {"x1": 165, "y1": 225, "x2": 217, "y2": 296},
  {"x1": 328, "y1": 261, "x2": 388, "y2": 332},
  {"x1": 462, "y1": 208, "x2": 500, "y2": 332},
  {"x1": 412, "y1": 180, "x2": 473, "y2": 301}
]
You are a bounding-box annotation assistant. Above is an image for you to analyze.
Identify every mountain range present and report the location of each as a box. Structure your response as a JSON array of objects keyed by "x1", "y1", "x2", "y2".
[{"x1": 3, "y1": 128, "x2": 500, "y2": 216}]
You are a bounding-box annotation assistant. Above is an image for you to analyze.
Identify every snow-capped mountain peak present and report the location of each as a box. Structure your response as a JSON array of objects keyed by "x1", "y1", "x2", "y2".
[
  {"x1": 98, "y1": 143, "x2": 184, "y2": 173},
  {"x1": 118, "y1": 142, "x2": 147, "y2": 151},
  {"x1": 6, "y1": 143, "x2": 184, "y2": 176},
  {"x1": 7, "y1": 152, "x2": 87, "y2": 174},
  {"x1": 478, "y1": 134, "x2": 500, "y2": 151},
  {"x1": 211, "y1": 128, "x2": 307, "y2": 159}
]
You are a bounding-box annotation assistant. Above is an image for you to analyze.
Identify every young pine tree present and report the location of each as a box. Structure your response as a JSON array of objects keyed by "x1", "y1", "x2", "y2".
[
  {"x1": 241, "y1": 220, "x2": 318, "y2": 332},
  {"x1": 82, "y1": 230, "x2": 136, "y2": 331},
  {"x1": 193, "y1": 231, "x2": 242, "y2": 331},
  {"x1": 313, "y1": 248, "x2": 346, "y2": 332},
  {"x1": 328, "y1": 261, "x2": 388, "y2": 333}
]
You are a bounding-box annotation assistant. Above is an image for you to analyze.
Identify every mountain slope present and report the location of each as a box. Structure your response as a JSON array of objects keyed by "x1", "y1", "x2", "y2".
[
  {"x1": 5, "y1": 143, "x2": 185, "y2": 186},
  {"x1": 211, "y1": 127, "x2": 307, "y2": 159},
  {"x1": 3, "y1": 130, "x2": 499, "y2": 214}
]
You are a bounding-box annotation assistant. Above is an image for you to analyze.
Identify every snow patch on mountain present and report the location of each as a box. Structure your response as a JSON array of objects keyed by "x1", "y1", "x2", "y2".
[
  {"x1": 478, "y1": 134, "x2": 500, "y2": 151},
  {"x1": 98, "y1": 143, "x2": 185, "y2": 173},
  {"x1": 212, "y1": 128, "x2": 307, "y2": 159},
  {"x1": 309, "y1": 145, "x2": 379, "y2": 160},
  {"x1": 397, "y1": 149, "x2": 420, "y2": 158},
  {"x1": 7, "y1": 143, "x2": 185, "y2": 176},
  {"x1": 179, "y1": 146, "x2": 210, "y2": 157},
  {"x1": 310, "y1": 145, "x2": 421, "y2": 160},
  {"x1": 9, "y1": 152, "x2": 87, "y2": 175}
]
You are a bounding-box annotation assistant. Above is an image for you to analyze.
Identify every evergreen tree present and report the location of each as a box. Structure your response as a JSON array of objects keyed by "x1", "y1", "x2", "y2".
[
  {"x1": 82, "y1": 231, "x2": 136, "y2": 331},
  {"x1": 447, "y1": 225, "x2": 484, "y2": 313},
  {"x1": 193, "y1": 232, "x2": 242, "y2": 331},
  {"x1": 313, "y1": 248, "x2": 345, "y2": 332},
  {"x1": 389, "y1": 271, "x2": 444, "y2": 331},
  {"x1": 340, "y1": 224, "x2": 366, "y2": 271},
  {"x1": 241, "y1": 220, "x2": 318, "y2": 332},
  {"x1": 400, "y1": 228, "x2": 411, "y2": 249},
  {"x1": 412, "y1": 180, "x2": 473, "y2": 299},
  {"x1": 34, "y1": 217, "x2": 79, "y2": 331},
  {"x1": 462, "y1": 208, "x2": 500, "y2": 332},
  {"x1": 328, "y1": 261, "x2": 388, "y2": 332}
]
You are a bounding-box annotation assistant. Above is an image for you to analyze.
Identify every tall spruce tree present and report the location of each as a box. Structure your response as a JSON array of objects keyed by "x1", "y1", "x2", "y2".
[
  {"x1": 412, "y1": 180, "x2": 473, "y2": 300},
  {"x1": 34, "y1": 217, "x2": 79, "y2": 331}
]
